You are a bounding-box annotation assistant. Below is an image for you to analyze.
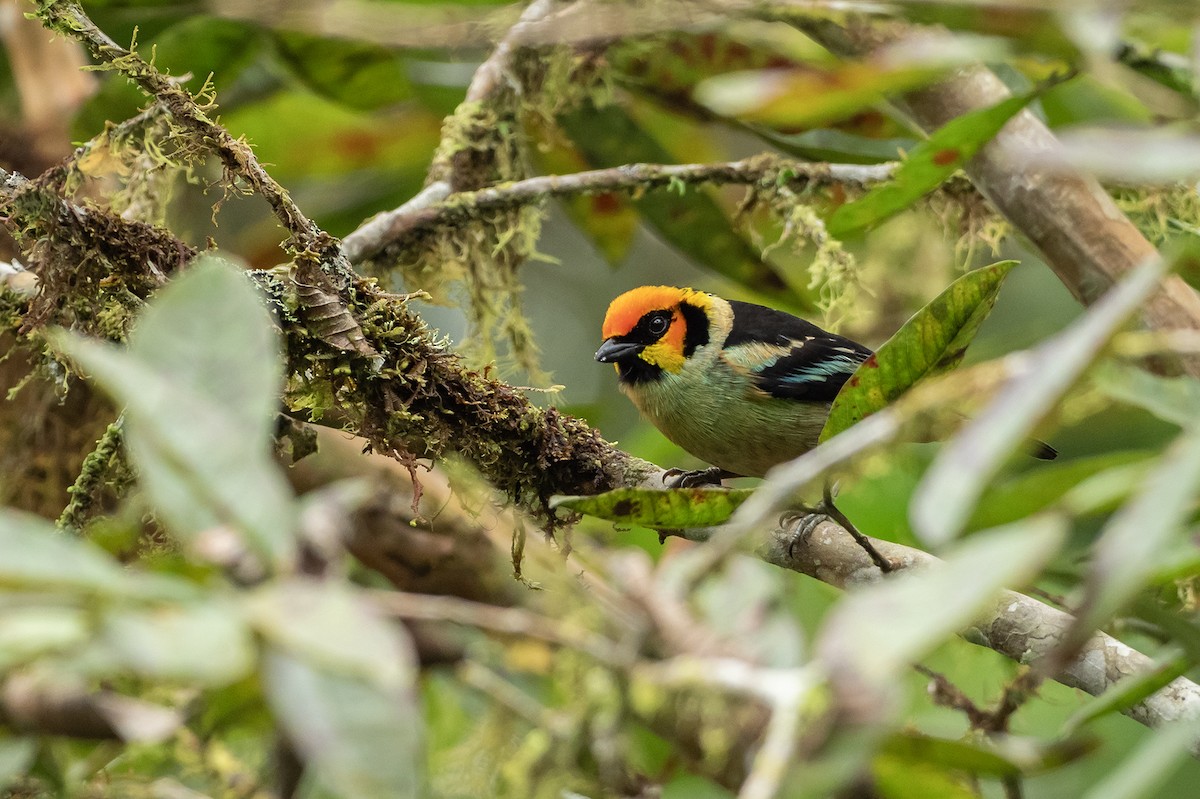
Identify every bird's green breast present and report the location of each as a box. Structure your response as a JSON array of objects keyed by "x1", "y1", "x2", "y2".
[{"x1": 622, "y1": 353, "x2": 829, "y2": 477}]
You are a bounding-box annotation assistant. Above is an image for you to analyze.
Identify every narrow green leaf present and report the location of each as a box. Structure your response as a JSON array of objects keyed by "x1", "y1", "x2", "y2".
[
  {"x1": 817, "y1": 516, "x2": 1065, "y2": 692},
  {"x1": 0, "y1": 607, "x2": 90, "y2": 670},
  {"x1": 0, "y1": 738, "x2": 36, "y2": 787},
  {"x1": 553, "y1": 487, "x2": 755, "y2": 528},
  {"x1": 820, "y1": 260, "x2": 1018, "y2": 441},
  {"x1": 695, "y1": 63, "x2": 946, "y2": 130},
  {"x1": 265, "y1": 650, "x2": 422, "y2": 799},
  {"x1": 1081, "y1": 717, "x2": 1200, "y2": 799},
  {"x1": 880, "y1": 733, "x2": 1020, "y2": 777},
  {"x1": 1080, "y1": 425, "x2": 1200, "y2": 632},
  {"x1": 1094, "y1": 361, "x2": 1200, "y2": 427},
  {"x1": 1064, "y1": 655, "x2": 1190, "y2": 734},
  {"x1": 53, "y1": 257, "x2": 297, "y2": 569},
  {"x1": 827, "y1": 93, "x2": 1034, "y2": 237},
  {"x1": 911, "y1": 253, "x2": 1176, "y2": 547}
]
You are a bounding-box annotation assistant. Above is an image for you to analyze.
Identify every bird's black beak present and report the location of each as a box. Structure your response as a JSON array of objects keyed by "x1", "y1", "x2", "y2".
[{"x1": 595, "y1": 338, "x2": 644, "y2": 363}]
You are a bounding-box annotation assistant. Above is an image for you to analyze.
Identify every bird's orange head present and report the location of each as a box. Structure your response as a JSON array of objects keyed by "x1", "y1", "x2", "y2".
[{"x1": 596, "y1": 286, "x2": 714, "y2": 381}]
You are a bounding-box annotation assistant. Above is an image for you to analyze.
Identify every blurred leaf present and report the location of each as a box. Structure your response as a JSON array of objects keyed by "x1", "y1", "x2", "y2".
[
  {"x1": 1081, "y1": 717, "x2": 1200, "y2": 799},
  {"x1": 821, "y1": 261, "x2": 1017, "y2": 441},
  {"x1": 827, "y1": 94, "x2": 1034, "y2": 238},
  {"x1": 272, "y1": 32, "x2": 412, "y2": 111},
  {"x1": 1064, "y1": 655, "x2": 1189, "y2": 734},
  {"x1": 969, "y1": 450, "x2": 1152, "y2": 529},
  {"x1": 527, "y1": 120, "x2": 638, "y2": 265},
  {"x1": 911, "y1": 253, "x2": 1176, "y2": 547},
  {"x1": 817, "y1": 515, "x2": 1065, "y2": 692},
  {"x1": 757, "y1": 127, "x2": 915, "y2": 164},
  {"x1": 612, "y1": 31, "x2": 800, "y2": 99},
  {"x1": 0, "y1": 737, "x2": 35, "y2": 786},
  {"x1": 0, "y1": 510, "x2": 127, "y2": 594},
  {"x1": 558, "y1": 103, "x2": 797, "y2": 302},
  {"x1": 54, "y1": 256, "x2": 297, "y2": 569},
  {"x1": 246, "y1": 579, "x2": 411, "y2": 688},
  {"x1": 265, "y1": 650, "x2": 422, "y2": 799},
  {"x1": 92, "y1": 694, "x2": 183, "y2": 743},
  {"x1": 695, "y1": 63, "x2": 945, "y2": 129},
  {"x1": 94, "y1": 600, "x2": 255, "y2": 686},
  {"x1": 872, "y1": 752, "x2": 977, "y2": 799},
  {"x1": 1080, "y1": 425, "x2": 1200, "y2": 631},
  {"x1": 661, "y1": 773, "x2": 735, "y2": 799},
  {"x1": 1094, "y1": 362, "x2": 1200, "y2": 427},
  {"x1": 552, "y1": 487, "x2": 754, "y2": 528},
  {"x1": 1050, "y1": 128, "x2": 1200, "y2": 183},
  {"x1": 880, "y1": 732, "x2": 1020, "y2": 777},
  {"x1": 0, "y1": 606, "x2": 89, "y2": 670}
]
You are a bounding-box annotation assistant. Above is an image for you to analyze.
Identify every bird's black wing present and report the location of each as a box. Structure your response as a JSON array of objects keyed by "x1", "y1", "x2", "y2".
[{"x1": 724, "y1": 300, "x2": 873, "y2": 403}]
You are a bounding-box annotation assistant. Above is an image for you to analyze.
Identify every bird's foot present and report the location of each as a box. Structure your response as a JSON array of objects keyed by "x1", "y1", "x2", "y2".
[
  {"x1": 663, "y1": 466, "x2": 733, "y2": 489},
  {"x1": 784, "y1": 484, "x2": 894, "y2": 573}
]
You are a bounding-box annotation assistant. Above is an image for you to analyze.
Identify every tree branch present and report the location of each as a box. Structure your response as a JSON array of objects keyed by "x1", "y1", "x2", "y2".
[{"x1": 340, "y1": 157, "x2": 895, "y2": 264}]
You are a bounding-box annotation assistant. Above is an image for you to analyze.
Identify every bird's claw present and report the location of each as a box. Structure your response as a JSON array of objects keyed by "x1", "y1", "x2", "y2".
[
  {"x1": 663, "y1": 466, "x2": 728, "y2": 489},
  {"x1": 784, "y1": 506, "x2": 832, "y2": 559}
]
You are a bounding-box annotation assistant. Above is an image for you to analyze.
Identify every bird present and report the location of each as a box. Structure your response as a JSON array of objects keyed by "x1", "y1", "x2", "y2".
[{"x1": 595, "y1": 285, "x2": 1055, "y2": 487}]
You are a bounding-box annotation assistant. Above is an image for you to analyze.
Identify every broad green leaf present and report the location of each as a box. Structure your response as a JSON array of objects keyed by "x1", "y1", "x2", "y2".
[
  {"x1": 91, "y1": 600, "x2": 255, "y2": 686},
  {"x1": 872, "y1": 753, "x2": 977, "y2": 799},
  {"x1": 0, "y1": 510, "x2": 125, "y2": 594},
  {"x1": 1081, "y1": 717, "x2": 1200, "y2": 799},
  {"x1": 820, "y1": 260, "x2": 1018, "y2": 441},
  {"x1": 827, "y1": 93, "x2": 1034, "y2": 238},
  {"x1": 757, "y1": 127, "x2": 915, "y2": 164},
  {"x1": 880, "y1": 733, "x2": 1019, "y2": 777},
  {"x1": 558, "y1": 103, "x2": 799, "y2": 303},
  {"x1": 816, "y1": 516, "x2": 1065, "y2": 692},
  {"x1": 0, "y1": 607, "x2": 89, "y2": 670},
  {"x1": 265, "y1": 650, "x2": 422, "y2": 799},
  {"x1": 553, "y1": 487, "x2": 754, "y2": 528},
  {"x1": 246, "y1": 579, "x2": 411, "y2": 689},
  {"x1": 1064, "y1": 655, "x2": 1190, "y2": 734},
  {"x1": 0, "y1": 738, "x2": 35, "y2": 787},
  {"x1": 911, "y1": 254, "x2": 1175, "y2": 547},
  {"x1": 1094, "y1": 361, "x2": 1200, "y2": 427},
  {"x1": 1079, "y1": 425, "x2": 1200, "y2": 633},
  {"x1": 272, "y1": 32, "x2": 413, "y2": 111},
  {"x1": 695, "y1": 63, "x2": 946, "y2": 130},
  {"x1": 54, "y1": 257, "x2": 297, "y2": 569}
]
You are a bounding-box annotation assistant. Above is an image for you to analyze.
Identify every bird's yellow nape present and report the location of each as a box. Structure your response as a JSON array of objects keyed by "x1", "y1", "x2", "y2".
[{"x1": 600, "y1": 285, "x2": 708, "y2": 338}]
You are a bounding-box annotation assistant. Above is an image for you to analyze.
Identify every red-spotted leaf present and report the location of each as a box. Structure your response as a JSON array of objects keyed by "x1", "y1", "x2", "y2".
[
  {"x1": 826, "y1": 92, "x2": 1035, "y2": 238},
  {"x1": 553, "y1": 487, "x2": 755, "y2": 528},
  {"x1": 820, "y1": 260, "x2": 1018, "y2": 442}
]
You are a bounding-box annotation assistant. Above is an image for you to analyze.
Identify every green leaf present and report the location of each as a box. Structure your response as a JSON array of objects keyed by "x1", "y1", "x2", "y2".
[
  {"x1": 53, "y1": 256, "x2": 297, "y2": 569},
  {"x1": 0, "y1": 606, "x2": 90, "y2": 670},
  {"x1": 1079, "y1": 425, "x2": 1200, "y2": 633},
  {"x1": 557, "y1": 103, "x2": 799, "y2": 302},
  {"x1": 0, "y1": 738, "x2": 36, "y2": 787},
  {"x1": 872, "y1": 753, "x2": 977, "y2": 799},
  {"x1": 695, "y1": 62, "x2": 946, "y2": 130},
  {"x1": 911, "y1": 253, "x2": 1176, "y2": 547},
  {"x1": 272, "y1": 32, "x2": 413, "y2": 111},
  {"x1": 880, "y1": 733, "x2": 1019, "y2": 778},
  {"x1": 1094, "y1": 361, "x2": 1200, "y2": 427},
  {"x1": 552, "y1": 487, "x2": 754, "y2": 528},
  {"x1": 0, "y1": 510, "x2": 125, "y2": 594},
  {"x1": 1081, "y1": 717, "x2": 1200, "y2": 799},
  {"x1": 264, "y1": 650, "x2": 423, "y2": 799},
  {"x1": 92, "y1": 600, "x2": 255, "y2": 686},
  {"x1": 245, "y1": 579, "x2": 412, "y2": 688},
  {"x1": 816, "y1": 516, "x2": 1065, "y2": 692},
  {"x1": 827, "y1": 93, "x2": 1034, "y2": 238},
  {"x1": 820, "y1": 260, "x2": 1018, "y2": 441},
  {"x1": 1064, "y1": 655, "x2": 1190, "y2": 734}
]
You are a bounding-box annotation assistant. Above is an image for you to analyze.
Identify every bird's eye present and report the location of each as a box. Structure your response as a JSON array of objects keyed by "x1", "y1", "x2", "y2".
[{"x1": 647, "y1": 313, "x2": 670, "y2": 335}]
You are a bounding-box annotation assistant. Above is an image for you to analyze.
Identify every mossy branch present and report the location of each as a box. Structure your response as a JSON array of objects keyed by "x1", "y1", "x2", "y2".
[
  {"x1": 34, "y1": 0, "x2": 342, "y2": 268},
  {"x1": 341, "y1": 156, "x2": 896, "y2": 264}
]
